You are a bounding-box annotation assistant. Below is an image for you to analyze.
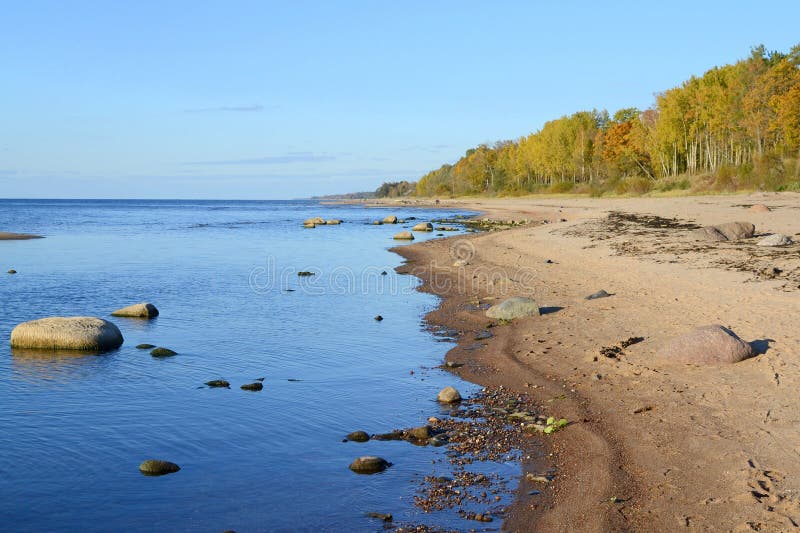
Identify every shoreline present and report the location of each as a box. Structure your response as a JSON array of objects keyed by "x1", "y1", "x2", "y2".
[{"x1": 392, "y1": 191, "x2": 800, "y2": 531}]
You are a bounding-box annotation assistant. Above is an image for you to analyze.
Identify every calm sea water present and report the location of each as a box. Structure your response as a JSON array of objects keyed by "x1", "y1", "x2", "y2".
[{"x1": 0, "y1": 199, "x2": 510, "y2": 532}]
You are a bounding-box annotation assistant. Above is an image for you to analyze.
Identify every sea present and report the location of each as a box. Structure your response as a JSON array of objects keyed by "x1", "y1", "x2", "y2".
[{"x1": 0, "y1": 199, "x2": 517, "y2": 532}]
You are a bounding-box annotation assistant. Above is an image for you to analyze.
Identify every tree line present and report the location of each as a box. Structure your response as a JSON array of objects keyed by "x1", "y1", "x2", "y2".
[{"x1": 415, "y1": 44, "x2": 800, "y2": 197}]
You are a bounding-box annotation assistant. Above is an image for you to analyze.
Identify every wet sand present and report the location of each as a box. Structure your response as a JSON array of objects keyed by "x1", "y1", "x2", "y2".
[
  {"x1": 0, "y1": 231, "x2": 43, "y2": 240},
  {"x1": 391, "y1": 192, "x2": 800, "y2": 531}
]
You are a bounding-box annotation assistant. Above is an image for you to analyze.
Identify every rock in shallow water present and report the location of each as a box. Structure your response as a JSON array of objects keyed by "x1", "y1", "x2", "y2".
[
  {"x1": 111, "y1": 302, "x2": 159, "y2": 318},
  {"x1": 437, "y1": 386, "x2": 462, "y2": 403},
  {"x1": 382, "y1": 215, "x2": 398, "y2": 224},
  {"x1": 139, "y1": 459, "x2": 180, "y2": 476},
  {"x1": 412, "y1": 222, "x2": 433, "y2": 231},
  {"x1": 205, "y1": 380, "x2": 230, "y2": 388},
  {"x1": 150, "y1": 347, "x2": 177, "y2": 357},
  {"x1": 10, "y1": 316, "x2": 124, "y2": 352},
  {"x1": 392, "y1": 231, "x2": 414, "y2": 240},
  {"x1": 135, "y1": 343, "x2": 155, "y2": 349},
  {"x1": 346, "y1": 431, "x2": 370, "y2": 442},
  {"x1": 241, "y1": 382, "x2": 263, "y2": 391},
  {"x1": 656, "y1": 325, "x2": 755, "y2": 364},
  {"x1": 485, "y1": 297, "x2": 540, "y2": 320},
  {"x1": 349, "y1": 456, "x2": 391, "y2": 474}
]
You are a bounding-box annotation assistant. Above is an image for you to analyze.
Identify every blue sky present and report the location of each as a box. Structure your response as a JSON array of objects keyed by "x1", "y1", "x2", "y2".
[{"x1": 1, "y1": 1, "x2": 798, "y2": 199}]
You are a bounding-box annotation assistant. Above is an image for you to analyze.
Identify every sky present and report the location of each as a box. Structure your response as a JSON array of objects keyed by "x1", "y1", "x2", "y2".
[{"x1": 1, "y1": 1, "x2": 798, "y2": 199}]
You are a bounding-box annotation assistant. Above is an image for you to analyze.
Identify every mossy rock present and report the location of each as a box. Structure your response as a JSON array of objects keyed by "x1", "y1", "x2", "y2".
[
  {"x1": 205, "y1": 380, "x2": 230, "y2": 388},
  {"x1": 150, "y1": 347, "x2": 177, "y2": 357},
  {"x1": 346, "y1": 430, "x2": 370, "y2": 442},
  {"x1": 136, "y1": 343, "x2": 156, "y2": 349},
  {"x1": 139, "y1": 459, "x2": 180, "y2": 476}
]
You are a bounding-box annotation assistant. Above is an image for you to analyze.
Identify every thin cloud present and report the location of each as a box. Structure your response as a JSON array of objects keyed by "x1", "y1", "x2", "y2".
[
  {"x1": 184, "y1": 152, "x2": 337, "y2": 166},
  {"x1": 184, "y1": 104, "x2": 265, "y2": 113},
  {"x1": 400, "y1": 144, "x2": 451, "y2": 153}
]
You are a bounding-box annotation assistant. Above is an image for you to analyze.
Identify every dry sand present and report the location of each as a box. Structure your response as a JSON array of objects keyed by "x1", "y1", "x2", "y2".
[{"x1": 390, "y1": 192, "x2": 800, "y2": 531}]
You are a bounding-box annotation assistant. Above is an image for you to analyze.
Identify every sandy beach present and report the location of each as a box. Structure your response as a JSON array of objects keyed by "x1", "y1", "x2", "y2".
[{"x1": 389, "y1": 192, "x2": 800, "y2": 531}]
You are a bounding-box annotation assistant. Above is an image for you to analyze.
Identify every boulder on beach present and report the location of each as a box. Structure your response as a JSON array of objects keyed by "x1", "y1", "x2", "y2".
[
  {"x1": 757, "y1": 234, "x2": 793, "y2": 247},
  {"x1": 693, "y1": 222, "x2": 755, "y2": 242},
  {"x1": 0, "y1": 232, "x2": 44, "y2": 240},
  {"x1": 437, "y1": 386, "x2": 462, "y2": 403},
  {"x1": 656, "y1": 325, "x2": 755, "y2": 364},
  {"x1": 139, "y1": 459, "x2": 181, "y2": 476},
  {"x1": 749, "y1": 204, "x2": 770, "y2": 213},
  {"x1": 382, "y1": 215, "x2": 398, "y2": 224},
  {"x1": 412, "y1": 222, "x2": 433, "y2": 232},
  {"x1": 393, "y1": 231, "x2": 414, "y2": 240},
  {"x1": 485, "y1": 297, "x2": 540, "y2": 320},
  {"x1": 349, "y1": 456, "x2": 391, "y2": 474},
  {"x1": 10, "y1": 317, "x2": 124, "y2": 352},
  {"x1": 111, "y1": 302, "x2": 159, "y2": 319}
]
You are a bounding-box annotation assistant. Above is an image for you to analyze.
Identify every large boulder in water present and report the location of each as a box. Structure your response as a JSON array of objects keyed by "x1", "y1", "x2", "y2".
[
  {"x1": 656, "y1": 325, "x2": 755, "y2": 364},
  {"x1": 693, "y1": 222, "x2": 755, "y2": 242},
  {"x1": 383, "y1": 215, "x2": 398, "y2": 224},
  {"x1": 485, "y1": 297, "x2": 540, "y2": 320},
  {"x1": 412, "y1": 222, "x2": 433, "y2": 232},
  {"x1": 10, "y1": 317, "x2": 124, "y2": 352},
  {"x1": 111, "y1": 302, "x2": 159, "y2": 318}
]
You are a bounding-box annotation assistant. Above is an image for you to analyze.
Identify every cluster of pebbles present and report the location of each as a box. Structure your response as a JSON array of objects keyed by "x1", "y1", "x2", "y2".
[{"x1": 358, "y1": 386, "x2": 557, "y2": 530}]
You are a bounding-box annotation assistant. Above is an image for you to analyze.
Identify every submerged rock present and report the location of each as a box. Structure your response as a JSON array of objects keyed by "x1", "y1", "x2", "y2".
[
  {"x1": 111, "y1": 302, "x2": 159, "y2": 318},
  {"x1": 393, "y1": 231, "x2": 414, "y2": 240},
  {"x1": 437, "y1": 386, "x2": 462, "y2": 403},
  {"x1": 349, "y1": 456, "x2": 391, "y2": 474},
  {"x1": 346, "y1": 431, "x2": 370, "y2": 442},
  {"x1": 7, "y1": 269, "x2": 17, "y2": 274},
  {"x1": 10, "y1": 317, "x2": 124, "y2": 352},
  {"x1": 139, "y1": 459, "x2": 181, "y2": 476},
  {"x1": 374, "y1": 315, "x2": 383, "y2": 321},
  {"x1": 0, "y1": 232, "x2": 43, "y2": 240},
  {"x1": 135, "y1": 343, "x2": 156, "y2": 349},
  {"x1": 297, "y1": 271, "x2": 315, "y2": 277},
  {"x1": 485, "y1": 297, "x2": 540, "y2": 320},
  {"x1": 412, "y1": 222, "x2": 433, "y2": 232},
  {"x1": 205, "y1": 380, "x2": 230, "y2": 388},
  {"x1": 757, "y1": 234, "x2": 793, "y2": 247},
  {"x1": 371, "y1": 220, "x2": 383, "y2": 225},
  {"x1": 656, "y1": 325, "x2": 755, "y2": 364},
  {"x1": 241, "y1": 382, "x2": 263, "y2": 391},
  {"x1": 406, "y1": 425, "x2": 433, "y2": 440},
  {"x1": 150, "y1": 347, "x2": 177, "y2": 357},
  {"x1": 365, "y1": 512, "x2": 393, "y2": 522},
  {"x1": 326, "y1": 219, "x2": 342, "y2": 225}
]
